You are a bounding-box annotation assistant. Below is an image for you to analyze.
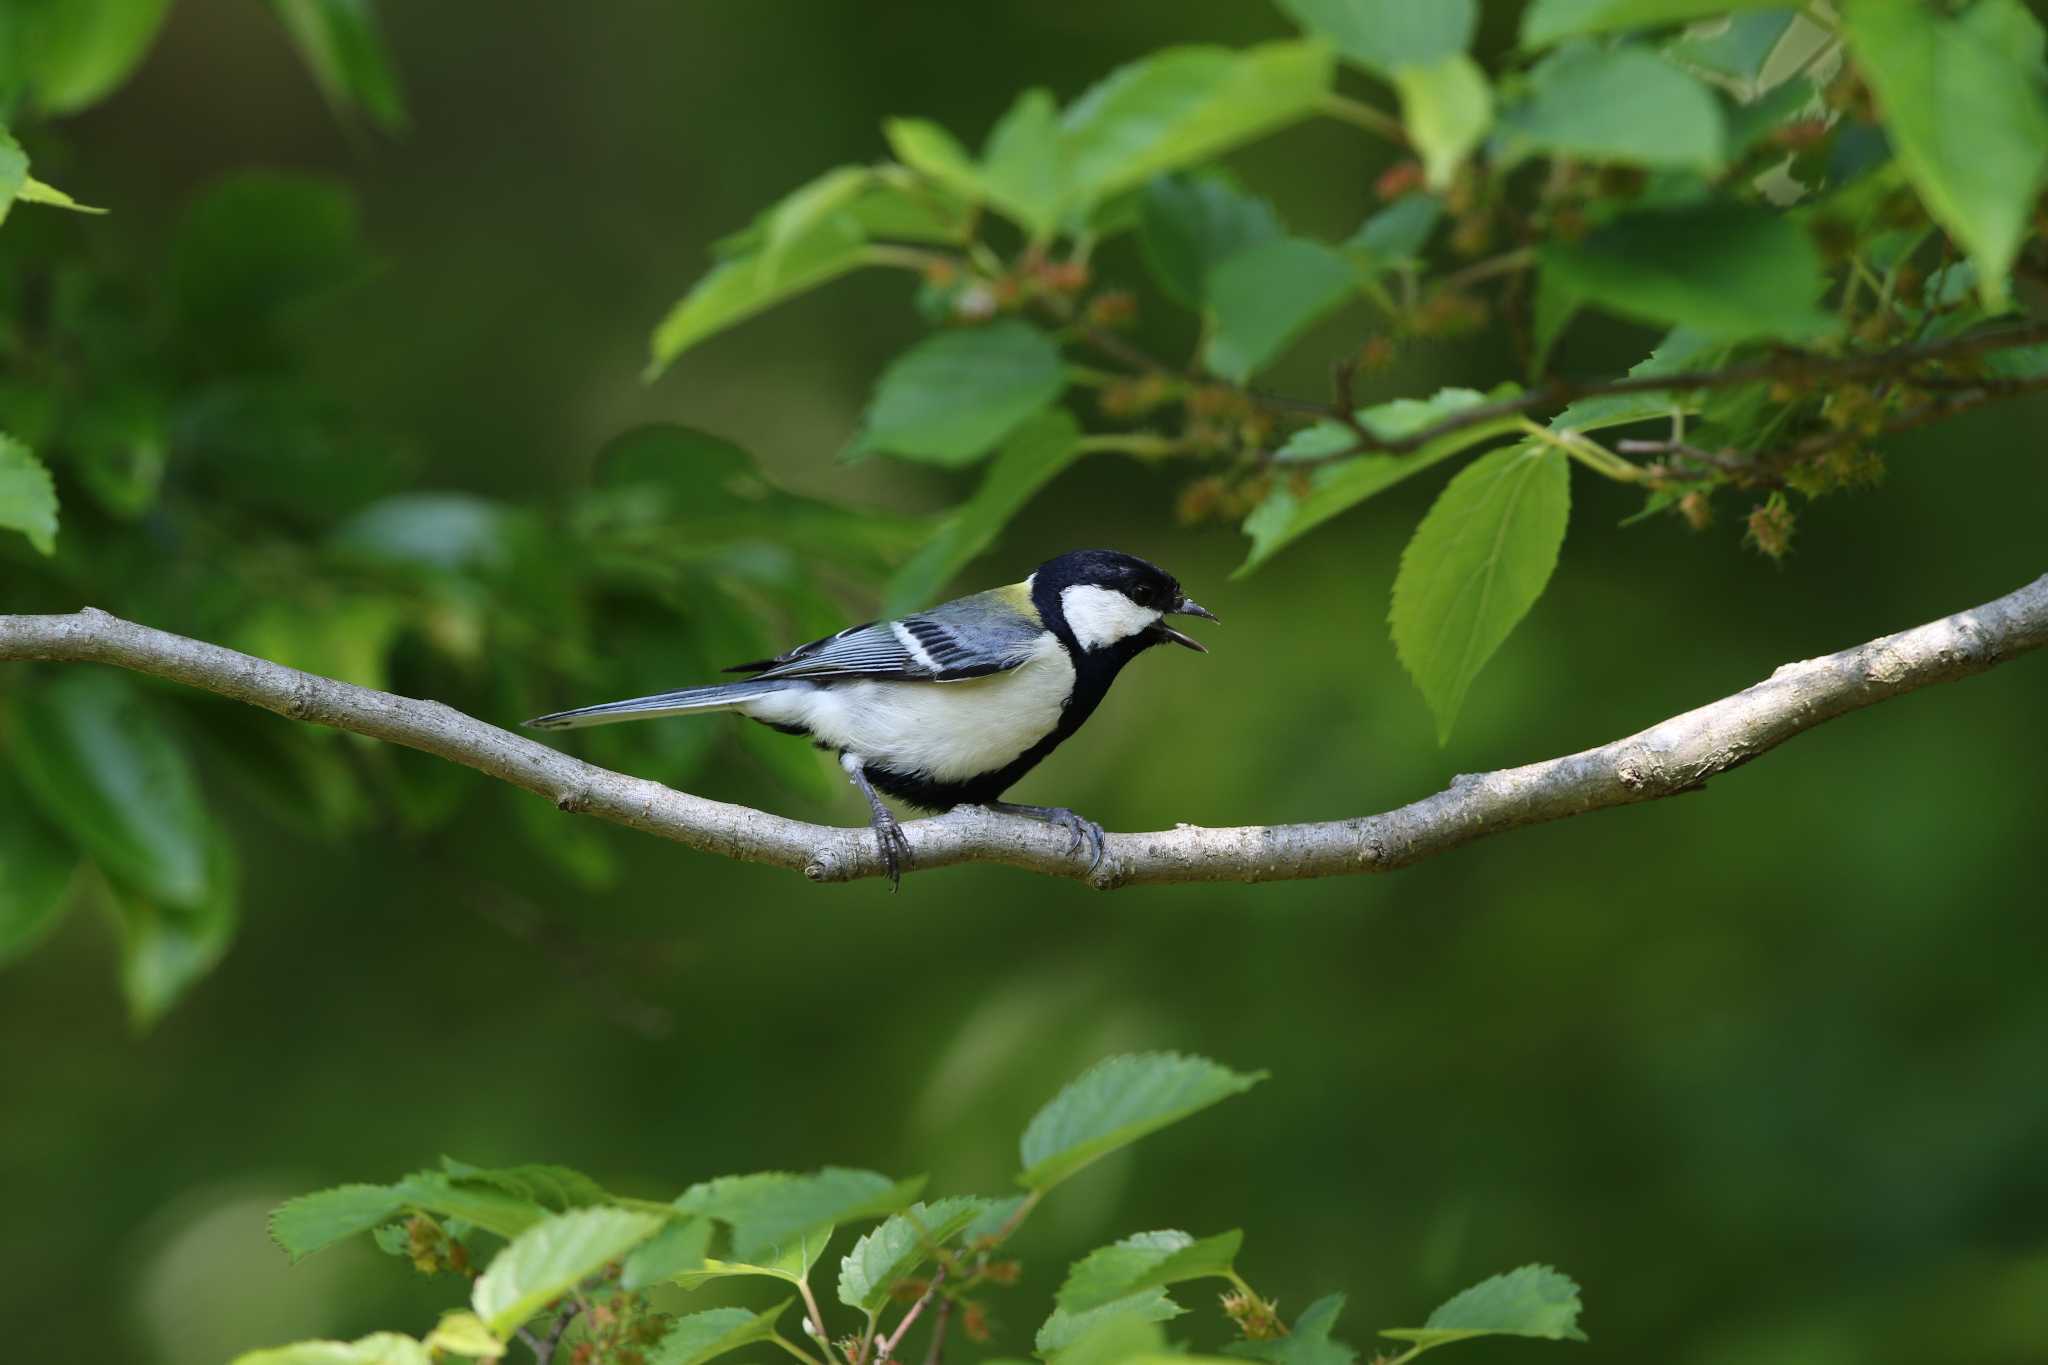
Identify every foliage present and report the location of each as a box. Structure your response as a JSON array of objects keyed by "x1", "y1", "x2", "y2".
[
  {"x1": 4, "y1": 0, "x2": 2048, "y2": 1024},
  {"x1": 235, "y1": 1053, "x2": 1587, "y2": 1365}
]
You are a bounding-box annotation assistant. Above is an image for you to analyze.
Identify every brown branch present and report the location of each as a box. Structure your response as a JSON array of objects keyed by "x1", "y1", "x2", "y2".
[{"x1": 4, "y1": 577, "x2": 2046, "y2": 887}]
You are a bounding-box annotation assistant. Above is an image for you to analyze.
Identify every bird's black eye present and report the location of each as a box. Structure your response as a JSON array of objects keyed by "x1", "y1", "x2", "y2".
[{"x1": 1130, "y1": 583, "x2": 1155, "y2": 606}]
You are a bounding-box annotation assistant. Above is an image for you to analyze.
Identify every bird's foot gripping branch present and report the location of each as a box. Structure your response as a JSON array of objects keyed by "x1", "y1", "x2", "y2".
[{"x1": 236, "y1": 1051, "x2": 1588, "y2": 1365}]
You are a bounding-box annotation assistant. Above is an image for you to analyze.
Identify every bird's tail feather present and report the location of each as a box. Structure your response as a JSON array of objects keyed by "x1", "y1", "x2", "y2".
[{"x1": 525, "y1": 679, "x2": 784, "y2": 730}]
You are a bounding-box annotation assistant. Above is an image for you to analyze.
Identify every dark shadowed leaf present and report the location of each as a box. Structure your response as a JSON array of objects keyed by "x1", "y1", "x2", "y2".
[
  {"x1": 1018, "y1": 1053, "x2": 1265, "y2": 1191},
  {"x1": 1540, "y1": 204, "x2": 1831, "y2": 341},
  {"x1": 8, "y1": 671, "x2": 218, "y2": 911},
  {"x1": 1345, "y1": 195, "x2": 1440, "y2": 269},
  {"x1": 0, "y1": 767, "x2": 79, "y2": 965},
  {"x1": 112, "y1": 827, "x2": 240, "y2": 1028},
  {"x1": 1138, "y1": 173, "x2": 1284, "y2": 309},
  {"x1": 1670, "y1": 9, "x2": 1802, "y2": 86},
  {"x1": 1497, "y1": 44, "x2": 1724, "y2": 170},
  {"x1": 851, "y1": 321, "x2": 1065, "y2": 465},
  {"x1": 620, "y1": 1217, "x2": 716, "y2": 1291},
  {"x1": 1390, "y1": 443, "x2": 1571, "y2": 743},
  {"x1": 1523, "y1": 0, "x2": 1788, "y2": 47}
]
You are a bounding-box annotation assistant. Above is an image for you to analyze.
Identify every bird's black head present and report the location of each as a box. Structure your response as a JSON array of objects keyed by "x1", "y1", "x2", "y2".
[{"x1": 1029, "y1": 548, "x2": 1217, "y2": 655}]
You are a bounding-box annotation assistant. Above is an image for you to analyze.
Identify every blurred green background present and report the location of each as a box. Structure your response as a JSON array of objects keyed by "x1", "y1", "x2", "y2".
[{"x1": 3, "y1": 3, "x2": 2046, "y2": 1363}]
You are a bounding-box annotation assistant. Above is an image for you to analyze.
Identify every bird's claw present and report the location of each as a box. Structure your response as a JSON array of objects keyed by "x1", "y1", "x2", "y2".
[
  {"x1": 871, "y1": 812, "x2": 914, "y2": 892},
  {"x1": 1043, "y1": 808, "x2": 1108, "y2": 872}
]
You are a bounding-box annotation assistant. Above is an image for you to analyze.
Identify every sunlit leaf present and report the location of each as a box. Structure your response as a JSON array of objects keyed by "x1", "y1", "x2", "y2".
[
  {"x1": 268, "y1": 0, "x2": 409, "y2": 131},
  {"x1": 1390, "y1": 443, "x2": 1571, "y2": 743},
  {"x1": 1393, "y1": 54, "x2": 1492, "y2": 190},
  {"x1": 1055, "y1": 1229, "x2": 1242, "y2": 1313},
  {"x1": 1037, "y1": 1290, "x2": 1184, "y2": 1357},
  {"x1": 1523, "y1": 0, "x2": 1789, "y2": 47},
  {"x1": 1497, "y1": 44, "x2": 1725, "y2": 170},
  {"x1": 15, "y1": 0, "x2": 173, "y2": 115},
  {"x1": 1018, "y1": 1052, "x2": 1265, "y2": 1191},
  {"x1": 228, "y1": 1333, "x2": 432, "y2": 1365},
  {"x1": 422, "y1": 1312, "x2": 502, "y2": 1360},
  {"x1": 1226, "y1": 1295, "x2": 1356, "y2": 1365},
  {"x1": 981, "y1": 88, "x2": 1066, "y2": 236},
  {"x1": 648, "y1": 214, "x2": 870, "y2": 375},
  {"x1": 1273, "y1": 0, "x2": 1475, "y2": 76},
  {"x1": 1845, "y1": 0, "x2": 2048, "y2": 308},
  {"x1": 837, "y1": 1197, "x2": 991, "y2": 1312},
  {"x1": 269, "y1": 1185, "x2": 409, "y2": 1263},
  {"x1": 1381, "y1": 1264, "x2": 1587, "y2": 1351},
  {"x1": 471, "y1": 1207, "x2": 665, "y2": 1335}
]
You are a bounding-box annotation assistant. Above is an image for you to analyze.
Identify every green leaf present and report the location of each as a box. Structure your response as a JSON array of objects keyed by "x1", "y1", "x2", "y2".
[
  {"x1": 171, "y1": 173, "x2": 370, "y2": 368},
  {"x1": 1018, "y1": 1052, "x2": 1266, "y2": 1191},
  {"x1": 650, "y1": 1303, "x2": 792, "y2": 1365},
  {"x1": 1392, "y1": 55, "x2": 1492, "y2": 190},
  {"x1": 436, "y1": 1158, "x2": 614, "y2": 1211},
  {"x1": 1523, "y1": 0, "x2": 1789, "y2": 47},
  {"x1": 1670, "y1": 10, "x2": 1803, "y2": 86},
  {"x1": 1381, "y1": 1264, "x2": 1588, "y2": 1351},
  {"x1": 1345, "y1": 196, "x2": 1440, "y2": 270},
  {"x1": 388, "y1": 1171, "x2": 554, "y2": 1238},
  {"x1": 649, "y1": 215, "x2": 869, "y2": 375},
  {"x1": 228, "y1": 1333, "x2": 432, "y2": 1365},
  {"x1": 982, "y1": 88, "x2": 1067, "y2": 236},
  {"x1": 8, "y1": 671, "x2": 218, "y2": 910},
  {"x1": 0, "y1": 132, "x2": 23, "y2": 226},
  {"x1": 422, "y1": 1312, "x2": 503, "y2": 1360},
  {"x1": 849, "y1": 179, "x2": 973, "y2": 245},
  {"x1": 1497, "y1": 44, "x2": 1725, "y2": 170},
  {"x1": 269, "y1": 1185, "x2": 408, "y2": 1262},
  {"x1": 621, "y1": 1216, "x2": 716, "y2": 1291},
  {"x1": 14, "y1": 0, "x2": 173, "y2": 114},
  {"x1": 331, "y1": 493, "x2": 526, "y2": 575},
  {"x1": 1138, "y1": 173, "x2": 1284, "y2": 310},
  {"x1": 111, "y1": 827, "x2": 239, "y2": 1027},
  {"x1": 1060, "y1": 42, "x2": 1335, "y2": 209},
  {"x1": 0, "y1": 433, "x2": 58, "y2": 555},
  {"x1": 1551, "y1": 327, "x2": 1722, "y2": 433},
  {"x1": 471, "y1": 1207, "x2": 665, "y2": 1335},
  {"x1": 17, "y1": 175, "x2": 105, "y2": 214},
  {"x1": 1226, "y1": 1295, "x2": 1356, "y2": 1365},
  {"x1": 851, "y1": 321, "x2": 1065, "y2": 465},
  {"x1": 665, "y1": 1239, "x2": 825, "y2": 1292},
  {"x1": 677, "y1": 1168, "x2": 927, "y2": 1262},
  {"x1": 268, "y1": 0, "x2": 409, "y2": 132},
  {"x1": 1845, "y1": 0, "x2": 2048, "y2": 309},
  {"x1": 0, "y1": 768, "x2": 78, "y2": 965},
  {"x1": 1036, "y1": 1290, "x2": 1184, "y2": 1358},
  {"x1": 837, "y1": 1197, "x2": 992, "y2": 1312},
  {"x1": 1056, "y1": 1230, "x2": 1242, "y2": 1313},
  {"x1": 884, "y1": 408, "x2": 1082, "y2": 616},
  {"x1": 885, "y1": 120, "x2": 986, "y2": 204},
  {"x1": 1390, "y1": 443, "x2": 1571, "y2": 744},
  {"x1": 1238, "y1": 387, "x2": 1525, "y2": 577},
  {"x1": 1204, "y1": 237, "x2": 1358, "y2": 383},
  {"x1": 1539, "y1": 204, "x2": 1831, "y2": 342},
  {"x1": 1273, "y1": 0, "x2": 1476, "y2": 76}
]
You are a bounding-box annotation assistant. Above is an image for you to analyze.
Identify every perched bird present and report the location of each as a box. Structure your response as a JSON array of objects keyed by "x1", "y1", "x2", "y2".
[{"x1": 528, "y1": 548, "x2": 1216, "y2": 886}]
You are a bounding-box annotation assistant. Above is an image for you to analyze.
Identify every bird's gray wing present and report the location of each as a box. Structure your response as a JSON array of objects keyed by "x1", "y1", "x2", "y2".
[{"x1": 735, "y1": 589, "x2": 1046, "y2": 683}]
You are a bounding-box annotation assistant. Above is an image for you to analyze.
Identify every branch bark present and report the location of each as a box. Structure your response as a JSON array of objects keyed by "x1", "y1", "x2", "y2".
[{"x1": 3, "y1": 577, "x2": 2044, "y2": 889}]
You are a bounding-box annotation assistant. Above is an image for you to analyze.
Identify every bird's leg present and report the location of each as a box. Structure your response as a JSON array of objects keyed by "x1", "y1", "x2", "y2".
[
  {"x1": 987, "y1": 801, "x2": 1108, "y2": 872},
  {"x1": 840, "y1": 754, "x2": 912, "y2": 891}
]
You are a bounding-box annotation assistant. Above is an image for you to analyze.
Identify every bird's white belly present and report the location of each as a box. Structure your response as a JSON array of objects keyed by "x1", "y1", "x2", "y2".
[{"x1": 740, "y1": 633, "x2": 1074, "y2": 781}]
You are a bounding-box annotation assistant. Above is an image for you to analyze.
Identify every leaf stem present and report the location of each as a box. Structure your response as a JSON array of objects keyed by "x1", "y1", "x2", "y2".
[
  {"x1": 797, "y1": 1278, "x2": 843, "y2": 1365},
  {"x1": 773, "y1": 1331, "x2": 829, "y2": 1365},
  {"x1": 877, "y1": 1268, "x2": 946, "y2": 1362},
  {"x1": 1074, "y1": 433, "x2": 1188, "y2": 457},
  {"x1": 1520, "y1": 419, "x2": 1649, "y2": 484},
  {"x1": 1319, "y1": 93, "x2": 1405, "y2": 143}
]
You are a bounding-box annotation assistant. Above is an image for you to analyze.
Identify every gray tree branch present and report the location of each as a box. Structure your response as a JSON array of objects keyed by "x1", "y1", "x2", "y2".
[{"x1": 2, "y1": 575, "x2": 2044, "y2": 889}]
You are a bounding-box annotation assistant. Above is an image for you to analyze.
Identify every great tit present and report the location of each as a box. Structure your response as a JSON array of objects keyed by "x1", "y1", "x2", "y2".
[{"x1": 528, "y1": 548, "x2": 1216, "y2": 886}]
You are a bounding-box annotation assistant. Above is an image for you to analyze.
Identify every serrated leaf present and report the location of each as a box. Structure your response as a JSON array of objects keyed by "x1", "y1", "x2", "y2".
[
  {"x1": 665, "y1": 1242, "x2": 820, "y2": 1292},
  {"x1": 1018, "y1": 1052, "x2": 1265, "y2": 1191},
  {"x1": 1239, "y1": 387, "x2": 1525, "y2": 577},
  {"x1": 884, "y1": 408, "x2": 1082, "y2": 615},
  {"x1": 1550, "y1": 327, "x2": 1722, "y2": 433},
  {"x1": 677, "y1": 1168, "x2": 927, "y2": 1262},
  {"x1": 1393, "y1": 55, "x2": 1492, "y2": 191},
  {"x1": 1226, "y1": 1294, "x2": 1356, "y2": 1365},
  {"x1": 1845, "y1": 0, "x2": 2048, "y2": 309},
  {"x1": 1390, "y1": 443, "x2": 1572, "y2": 743},
  {"x1": 837, "y1": 1197, "x2": 992, "y2": 1312},
  {"x1": 268, "y1": 0, "x2": 408, "y2": 132},
  {"x1": 423, "y1": 1311, "x2": 503, "y2": 1359},
  {"x1": 621, "y1": 1216, "x2": 715, "y2": 1290},
  {"x1": 390, "y1": 1171, "x2": 553, "y2": 1239},
  {"x1": 438, "y1": 1158, "x2": 613, "y2": 1211},
  {"x1": 1381, "y1": 1264, "x2": 1587, "y2": 1350},
  {"x1": 228, "y1": 1333, "x2": 432, "y2": 1365},
  {"x1": 1273, "y1": 0, "x2": 1475, "y2": 77},
  {"x1": 1056, "y1": 1229, "x2": 1242, "y2": 1313},
  {"x1": 1497, "y1": 44, "x2": 1724, "y2": 171},
  {"x1": 1138, "y1": 173, "x2": 1284, "y2": 309},
  {"x1": 1540, "y1": 204, "x2": 1831, "y2": 342},
  {"x1": 1204, "y1": 237, "x2": 1358, "y2": 383},
  {"x1": 962, "y1": 1195, "x2": 1030, "y2": 1246},
  {"x1": 1037, "y1": 1290, "x2": 1184, "y2": 1358},
  {"x1": 269, "y1": 1184, "x2": 408, "y2": 1262},
  {"x1": 1522, "y1": 0, "x2": 1788, "y2": 47},
  {"x1": 851, "y1": 321, "x2": 1064, "y2": 465},
  {"x1": 1060, "y1": 42, "x2": 1335, "y2": 208},
  {"x1": 472, "y1": 1207, "x2": 664, "y2": 1335},
  {"x1": 0, "y1": 433, "x2": 59, "y2": 556},
  {"x1": 650, "y1": 1302, "x2": 791, "y2": 1365},
  {"x1": 6, "y1": 671, "x2": 220, "y2": 912}
]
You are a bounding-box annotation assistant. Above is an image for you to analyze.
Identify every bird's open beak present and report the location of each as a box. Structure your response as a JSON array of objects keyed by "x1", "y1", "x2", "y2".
[{"x1": 1153, "y1": 596, "x2": 1218, "y2": 652}]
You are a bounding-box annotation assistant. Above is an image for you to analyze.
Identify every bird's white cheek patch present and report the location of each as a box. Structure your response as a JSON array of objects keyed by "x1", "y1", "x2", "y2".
[{"x1": 1060, "y1": 584, "x2": 1162, "y2": 650}]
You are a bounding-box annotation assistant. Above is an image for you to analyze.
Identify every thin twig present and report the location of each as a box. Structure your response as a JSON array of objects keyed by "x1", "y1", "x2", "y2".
[
  {"x1": 919, "y1": 1296, "x2": 955, "y2": 1365},
  {"x1": 3, "y1": 578, "x2": 2045, "y2": 887},
  {"x1": 877, "y1": 1270, "x2": 945, "y2": 1363}
]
